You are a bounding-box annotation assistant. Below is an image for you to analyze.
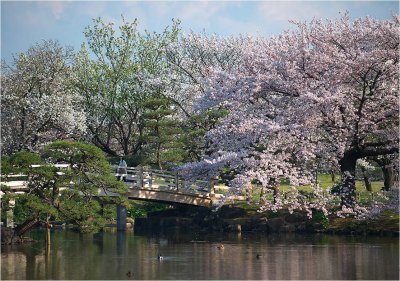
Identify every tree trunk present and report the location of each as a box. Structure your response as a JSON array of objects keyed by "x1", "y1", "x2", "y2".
[
  {"x1": 382, "y1": 165, "x2": 394, "y2": 191},
  {"x1": 14, "y1": 218, "x2": 39, "y2": 237},
  {"x1": 372, "y1": 156, "x2": 395, "y2": 191},
  {"x1": 331, "y1": 167, "x2": 336, "y2": 183},
  {"x1": 360, "y1": 166, "x2": 372, "y2": 192},
  {"x1": 259, "y1": 185, "x2": 265, "y2": 204},
  {"x1": 271, "y1": 186, "x2": 279, "y2": 204},
  {"x1": 267, "y1": 178, "x2": 280, "y2": 204},
  {"x1": 339, "y1": 152, "x2": 358, "y2": 207},
  {"x1": 157, "y1": 143, "x2": 162, "y2": 170}
]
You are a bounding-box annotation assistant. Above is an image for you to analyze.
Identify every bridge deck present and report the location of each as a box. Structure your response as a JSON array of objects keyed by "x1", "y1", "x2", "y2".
[{"x1": 2, "y1": 165, "x2": 222, "y2": 207}]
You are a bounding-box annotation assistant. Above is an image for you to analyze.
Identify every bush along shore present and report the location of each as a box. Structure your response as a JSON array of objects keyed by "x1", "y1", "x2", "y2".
[
  {"x1": 2, "y1": 205, "x2": 398, "y2": 245},
  {"x1": 133, "y1": 204, "x2": 399, "y2": 236}
]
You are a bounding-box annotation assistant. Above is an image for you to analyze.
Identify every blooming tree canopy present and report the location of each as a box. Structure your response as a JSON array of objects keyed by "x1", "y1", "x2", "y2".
[
  {"x1": 1, "y1": 40, "x2": 86, "y2": 154},
  {"x1": 181, "y1": 15, "x2": 399, "y2": 214},
  {"x1": 165, "y1": 32, "x2": 254, "y2": 116}
]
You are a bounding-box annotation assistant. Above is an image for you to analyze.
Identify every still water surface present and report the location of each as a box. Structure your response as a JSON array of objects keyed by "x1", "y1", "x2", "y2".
[{"x1": 1, "y1": 228, "x2": 399, "y2": 280}]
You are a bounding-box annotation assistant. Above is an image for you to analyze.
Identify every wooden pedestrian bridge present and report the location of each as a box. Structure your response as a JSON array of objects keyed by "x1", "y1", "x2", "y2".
[{"x1": 1, "y1": 165, "x2": 223, "y2": 208}]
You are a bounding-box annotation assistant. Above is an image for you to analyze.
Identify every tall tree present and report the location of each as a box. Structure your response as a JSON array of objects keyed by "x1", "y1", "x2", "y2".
[
  {"x1": 1, "y1": 40, "x2": 86, "y2": 154},
  {"x1": 180, "y1": 15, "x2": 399, "y2": 215},
  {"x1": 141, "y1": 96, "x2": 184, "y2": 170},
  {"x1": 74, "y1": 17, "x2": 180, "y2": 157}
]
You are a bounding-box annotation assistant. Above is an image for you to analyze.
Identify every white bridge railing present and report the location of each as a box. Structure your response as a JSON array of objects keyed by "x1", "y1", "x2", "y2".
[
  {"x1": 113, "y1": 165, "x2": 215, "y2": 195},
  {"x1": 1, "y1": 164, "x2": 216, "y2": 197}
]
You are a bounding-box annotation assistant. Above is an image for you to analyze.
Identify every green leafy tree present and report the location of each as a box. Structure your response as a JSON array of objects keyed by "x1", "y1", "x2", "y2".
[
  {"x1": 3, "y1": 141, "x2": 127, "y2": 234},
  {"x1": 74, "y1": 17, "x2": 180, "y2": 157}
]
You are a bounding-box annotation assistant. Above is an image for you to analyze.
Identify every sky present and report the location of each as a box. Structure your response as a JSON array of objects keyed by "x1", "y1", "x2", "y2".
[{"x1": 1, "y1": 1, "x2": 398, "y2": 63}]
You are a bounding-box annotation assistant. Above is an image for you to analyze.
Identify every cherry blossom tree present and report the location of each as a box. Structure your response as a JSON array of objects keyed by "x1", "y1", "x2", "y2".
[
  {"x1": 165, "y1": 32, "x2": 256, "y2": 161},
  {"x1": 181, "y1": 15, "x2": 399, "y2": 214},
  {"x1": 165, "y1": 31, "x2": 251, "y2": 113},
  {"x1": 1, "y1": 40, "x2": 86, "y2": 154}
]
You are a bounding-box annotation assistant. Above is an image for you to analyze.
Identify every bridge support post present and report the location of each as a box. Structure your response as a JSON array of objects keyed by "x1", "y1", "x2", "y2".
[{"x1": 116, "y1": 205, "x2": 127, "y2": 231}]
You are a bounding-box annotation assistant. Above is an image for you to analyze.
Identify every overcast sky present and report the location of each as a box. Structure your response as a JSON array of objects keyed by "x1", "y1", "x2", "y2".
[{"x1": 1, "y1": 1, "x2": 398, "y2": 63}]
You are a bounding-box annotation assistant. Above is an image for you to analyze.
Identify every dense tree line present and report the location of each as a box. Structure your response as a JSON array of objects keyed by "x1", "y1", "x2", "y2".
[{"x1": 1, "y1": 15, "x2": 398, "y2": 219}]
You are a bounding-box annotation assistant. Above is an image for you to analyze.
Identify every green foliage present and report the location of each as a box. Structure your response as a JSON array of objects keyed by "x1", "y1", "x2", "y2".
[
  {"x1": 127, "y1": 201, "x2": 170, "y2": 218},
  {"x1": 74, "y1": 17, "x2": 181, "y2": 157},
  {"x1": 0, "y1": 193, "x2": 14, "y2": 223},
  {"x1": 10, "y1": 151, "x2": 44, "y2": 168},
  {"x1": 58, "y1": 190, "x2": 105, "y2": 233},
  {"x1": 325, "y1": 210, "x2": 399, "y2": 234},
  {"x1": 127, "y1": 207, "x2": 147, "y2": 218},
  {"x1": 0, "y1": 156, "x2": 12, "y2": 175},
  {"x1": 3, "y1": 141, "x2": 128, "y2": 233},
  {"x1": 142, "y1": 96, "x2": 185, "y2": 169},
  {"x1": 43, "y1": 140, "x2": 127, "y2": 196},
  {"x1": 182, "y1": 108, "x2": 229, "y2": 161},
  {"x1": 14, "y1": 194, "x2": 58, "y2": 223},
  {"x1": 312, "y1": 210, "x2": 329, "y2": 228}
]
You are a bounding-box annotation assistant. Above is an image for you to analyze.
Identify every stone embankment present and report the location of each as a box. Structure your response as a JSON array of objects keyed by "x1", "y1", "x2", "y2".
[
  {"x1": 134, "y1": 205, "x2": 399, "y2": 236},
  {"x1": 134, "y1": 205, "x2": 325, "y2": 234}
]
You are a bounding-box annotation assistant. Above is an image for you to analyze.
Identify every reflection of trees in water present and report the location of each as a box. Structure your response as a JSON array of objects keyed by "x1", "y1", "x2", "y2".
[
  {"x1": 1, "y1": 230, "x2": 398, "y2": 280},
  {"x1": 2, "y1": 251, "x2": 27, "y2": 280}
]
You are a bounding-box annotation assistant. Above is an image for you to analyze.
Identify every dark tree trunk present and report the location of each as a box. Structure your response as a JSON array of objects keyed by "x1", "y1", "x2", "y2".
[
  {"x1": 372, "y1": 156, "x2": 395, "y2": 191},
  {"x1": 267, "y1": 178, "x2": 280, "y2": 204},
  {"x1": 14, "y1": 219, "x2": 39, "y2": 237},
  {"x1": 382, "y1": 165, "x2": 394, "y2": 191},
  {"x1": 271, "y1": 186, "x2": 279, "y2": 204},
  {"x1": 331, "y1": 168, "x2": 336, "y2": 183},
  {"x1": 259, "y1": 185, "x2": 265, "y2": 204},
  {"x1": 360, "y1": 166, "x2": 372, "y2": 192},
  {"x1": 339, "y1": 152, "x2": 358, "y2": 207}
]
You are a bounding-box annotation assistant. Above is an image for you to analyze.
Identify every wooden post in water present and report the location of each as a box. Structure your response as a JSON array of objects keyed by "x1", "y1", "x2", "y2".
[
  {"x1": 46, "y1": 216, "x2": 51, "y2": 247},
  {"x1": 46, "y1": 226, "x2": 51, "y2": 246},
  {"x1": 117, "y1": 205, "x2": 127, "y2": 231}
]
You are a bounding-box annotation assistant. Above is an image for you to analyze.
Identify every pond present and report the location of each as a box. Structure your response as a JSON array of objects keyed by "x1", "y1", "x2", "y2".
[{"x1": 1, "y1": 228, "x2": 399, "y2": 280}]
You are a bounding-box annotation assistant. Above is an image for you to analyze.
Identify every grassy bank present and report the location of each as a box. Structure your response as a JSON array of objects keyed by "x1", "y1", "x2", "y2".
[{"x1": 326, "y1": 210, "x2": 399, "y2": 235}]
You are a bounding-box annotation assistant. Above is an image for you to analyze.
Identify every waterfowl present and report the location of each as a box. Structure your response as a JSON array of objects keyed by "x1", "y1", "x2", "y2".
[
  {"x1": 217, "y1": 244, "x2": 224, "y2": 250},
  {"x1": 158, "y1": 254, "x2": 164, "y2": 261},
  {"x1": 126, "y1": 271, "x2": 133, "y2": 278},
  {"x1": 256, "y1": 254, "x2": 263, "y2": 259}
]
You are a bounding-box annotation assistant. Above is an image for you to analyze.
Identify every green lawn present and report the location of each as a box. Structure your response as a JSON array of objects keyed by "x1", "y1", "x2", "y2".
[
  {"x1": 277, "y1": 173, "x2": 384, "y2": 192},
  {"x1": 215, "y1": 173, "x2": 391, "y2": 205}
]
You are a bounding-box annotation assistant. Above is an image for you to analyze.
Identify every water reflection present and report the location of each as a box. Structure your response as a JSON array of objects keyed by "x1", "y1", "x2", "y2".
[{"x1": 1, "y1": 229, "x2": 399, "y2": 280}]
